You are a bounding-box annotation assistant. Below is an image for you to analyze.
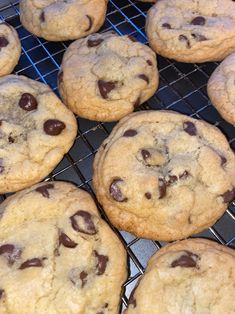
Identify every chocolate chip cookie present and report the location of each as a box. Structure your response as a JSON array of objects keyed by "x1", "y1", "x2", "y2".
[
  {"x1": 0, "y1": 75, "x2": 77, "y2": 193},
  {"x1": 125, "y1": 238, "x2": 235, "y2": 313},
  {"x1": 146, "y1": 0, "x2": 235, "y2": 63},
  {"x1": 59, "y1": 32, "x2": 159, "y2": 122},
  {"x1": 20, "y1": 0, "x2": 108, "y2": 41},
  {"x1": 0, "y1": 181, "x2": 127, "y2": 313},
  {"x1": 208, "y1": 52, "x2": 235, "y2": 125},
  {"x1": 93, "y1": 110, "x2": 235, "y2": 241},
  {"x1": 0, "y1": 22, "x2": 21, "y2": 77}
]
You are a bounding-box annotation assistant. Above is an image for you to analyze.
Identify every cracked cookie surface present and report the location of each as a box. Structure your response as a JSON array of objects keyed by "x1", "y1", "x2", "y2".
[
  {"x1": 125, "y1": 238, "x2": 235, "y2": 314},
  {"x1": 208, "y1": 52, "x2": 235, "y2": 125},
  {"x1": 146, "y1": 0, "x2": 235, "y2": 62},
  {"x1": 0, "y1": 75, "x2": 77, "y2": 193},
  {"x1": 59, "y1": 32, "x2": 159, "y2": 122},
  {"x1": 20, "y1": 0, "x2": 108, "y2": 41},
  {"x1": 0, "y1": 181, "x2": 127, "y2": 314},
  {"x1": 93, "y1": 110, "x2": 235, "y2": 241},
  {"x1": 0, "y1": 22, "x2": 21, "y2": 77}
]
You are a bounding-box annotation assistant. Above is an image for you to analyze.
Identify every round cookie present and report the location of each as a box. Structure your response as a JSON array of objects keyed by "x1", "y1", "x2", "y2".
[
  {"x1": 0, "y1": 75, "x2": 77, "y2": 193},
  {"x1": 0, "y1": 22, "x2": 21, "y2": 77},
  {"x1": 207, "y1": 52, "x2": 235, "y2": 125},
  {"x1": 125, "y1": 238, "x2": 235, "y2": 313},
  {"x1": 0, "y1": 181, "x2": 127, "y2": 314},
  {"x1": 146, "y1": 0, "x2": 235, "y2": 63},
  {"x1": 93, "y1": 110, "x2": 235, "y2": 241},
  {"x1": 20, "y1": 0, "x2": 108, "y2": 41},
  {"x1": 59, "y1": 32, "x2": 159, "y2": 122}
]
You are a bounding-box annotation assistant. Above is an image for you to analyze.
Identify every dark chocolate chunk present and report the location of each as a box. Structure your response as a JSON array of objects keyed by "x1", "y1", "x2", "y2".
[
  {"x1": 222, "y1": 187, "x2": 235, "y2": 203},
  {"x1": 85, "y1": 15, "x2": 92, "y2": 32},
  {"x1": 158, "y1": 178, "x2": 166, "y2": 199},
  {"x1": 0, "y1": 159, "x2": 4, "y2": 174},
  {"x1": 19, "y1": 258, "x2": 44, "y2": 269},
  {"x1": 179, "y1": 34, "x2": 191, "y2": 48},
  {"x1": 0, "y1": 36, "x2": 8, "y2": 48},
  {"x1": 128, "y1": 35, "x2": 137, "y2": 42},
  {"x1": 183, "y1": 121, "x2": 197, "y2": 136},
  {"x1": 134, "y1": 96, "x2": 141, "y2": 108},
  {"x1": 138, "y1": 74, "x2": 149, "y2": 84},
  {"x1": 109, "y1": 179, "x2": 127, "y2": 202},
  {"x1": 0, "y1": 244, "x2": 22, "y2": 265},
  {"x1": 145, "y1": 192, "x2": 152, "y2": 199},
  {"x1": 171, "y1": 251, "x2": 199, "y2": 268},
  {"x1": 190, "y1": 16, "x2": 205, "y2": 26},
  {"x1": 123, "y1": 129, "x2": 137, "y2": 137},
  {"x1": 43, "y1": 119, "x2": 65, "y2": 136},
  {"x1": 80, "y1": 271, "x2": 88, "y2": 288},
  {"x1": 98, "y1": 80, "x2": 116, "y2": 99},
  {"x1": 179, "y1": 171, "x2": 189, "y2": 180},
  {"x1": 19, "y1": 93, "x2": 38, "y2": 111},
  {"x1": 95, "y1": 251, "x2": 109, "y2": 276},
  {"x1": 59, "y1": 232, "x2": 77, "y2": 248},
  {"x1": 35, "y1": 183, "x2": 54, "y2": 198},
  {"x1": 87, "y1": 38, "x2": 104, "y2": 47},
  {"x1": 141, "y1": 149, "x2": 151, "y2": 161},
  {"x1": 146, "y1": 59, "x2": 153, "y2": 66},
  {"x1": 191, "y1": 33, "x2": 207, "y2": 41},
  {"x1": 70, "y1": 210, "x2": 97, "y2": 235},
  {"x1": 0, "y1": 289, "x2": 4, "y2": 300},
  {"x1": 162, "y1": 23, "x2": 171, "y2": 29},
  {"x1": 40, "y1": 11, "x2": 45, "y2": 22}
]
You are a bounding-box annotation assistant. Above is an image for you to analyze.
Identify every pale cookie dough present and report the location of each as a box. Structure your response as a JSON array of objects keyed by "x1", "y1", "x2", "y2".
[
  {"x1": 125, "y1": 238, "x2": 235, "y2": 314},
  {"x1": 208, "y1": 52, "x2": 235, "y2": 125},
  {"x1": 59, "y1": 32, "x2": 159, "y2": 122},
  {"x1": 146, "y1": 0, "x2": 235, "y2": 63},
  {"x1": 0, "y1": 75, "x2": 77, "y2": 193},
  {"x1": 20, "y1": 0, "x2": 108, "y2": 41},
  {"x1": 0, "y1": 22, "x2": 21, "y2": 77},
  {"x1": 0, "y1": 181, "x2": 127, "y2": 314},
  {"x1": 93, "y1": 110, "x2": 235, "y2": 241}
]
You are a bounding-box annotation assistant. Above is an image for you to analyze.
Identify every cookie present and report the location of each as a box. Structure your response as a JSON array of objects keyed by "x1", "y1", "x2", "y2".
[
  {"x1": 20, "y1": 0, "x2": 108, "y2": 41},
  {"x1": 0, "y1": 22, "x2": 21, "y2": 77},
  {"x1": 93, "y1": 110, "x2": 235, "y2": 241},
  {"x1": 59, "y1": 32, "x2": 159, "y2": 122},
  {"x1": 0, "y1": 181, "x2": 127, "y2": 313},
  {"x1": 146, "y1": 0, "x2": 235, "y2": 63},
  {"x1": 207, "y1": 52, "x2": 235, "y2": 125},
  {"x1": 0, "y1": 75, "x2": 77, "y2": 193},
  {"x1": 125, "y1": 238, "x2": 235, "y2": 313}
]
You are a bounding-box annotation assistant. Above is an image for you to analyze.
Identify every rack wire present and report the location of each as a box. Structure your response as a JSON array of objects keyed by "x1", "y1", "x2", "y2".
[{"x1": 0, "y1": 0, "x2": 235, "y2": 312}]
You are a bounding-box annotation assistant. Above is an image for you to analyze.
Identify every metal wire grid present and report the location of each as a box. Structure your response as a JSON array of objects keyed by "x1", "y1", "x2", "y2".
[{"x1": 0, "y1": 0, "x2": 235, "y2": 312}]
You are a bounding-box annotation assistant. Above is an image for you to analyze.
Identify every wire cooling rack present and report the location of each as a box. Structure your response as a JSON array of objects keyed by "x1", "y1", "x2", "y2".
[{"x1": 0, "y1": 0, "x2": 235, "y2": 312}]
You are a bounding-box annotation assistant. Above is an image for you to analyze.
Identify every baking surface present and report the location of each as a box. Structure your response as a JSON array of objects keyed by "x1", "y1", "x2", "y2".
[{"x1": 0, "y1": 0, "x2": 235, "y2": 312}]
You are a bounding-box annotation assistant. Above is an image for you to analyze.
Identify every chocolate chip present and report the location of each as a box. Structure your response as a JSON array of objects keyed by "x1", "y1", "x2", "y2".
[
  {"x1": 123, "y1": 129, "x2": 137, "y2": 137},
  {"x1": 190, "y1": 16, "x2": 205, "y2": 26},
  {"x1": 0, "y1": 289, "x2": 4, "y2": 300},
  {"x1": 179, "y1": 34, "x2": 191, "y2": 48},
  {"x1": 220, "y1": 155, "x2": 227, "y2": 166},
  {"x1": 0, "y1": 159, "x2": 4, "y2": 174},
  {"x1": 183, "y1": 121, "x2": 197, "y2": 136},
  {"x1": 35, "y1": 183, "x2": 54, "y2": 198},
  {"x1": 145, "y1": 192, "x2": 152, "y2": 199},
  {"x1": 69, "y1": 268, "x2": 88, "y2": 288},
  {"x1": 19, "y1": 93, "x2": 38, "y2": 112},
  {"x1": 43, "y1": 119, "x2": 65, "y2": 136},
  {"x1": 109, "y1": 179, "x2": 127, "y2": 202},
  {"x1": 165, "y1": 175, "x2": 178, "y2": 186},
  {"x1": 59, "y1": 232, "x2": 77, "y2": 248},
  {"x1": 58, "y1": 71, "x2": 63, "y2": 85},
  {"x1": 158, "y1": 178, "x2": 166, "y2": 199},
  {"x1": 138, "y1": 74, "x2": 149, "y2": 84},
  {"x1": 70, "y1": 210, "x2": 97, "y2": 235},
  {"x1": 128, "y1": 35, "x2": 137, "y2": 42},
  {"x1": 134, "y1": 96, "x2": 141, "y2": 108},
  {"x1": 19, "y1": 258, "x2": 44, "y2": 269},
  {"x1": 98, "y1": 80, "x2": 116, "y2": 99},
  {"x1": 171, "y1": 251, "x2": 199, "y2": 268},
  {"x1": 0, "y1": 244, "x2": 22, "y2": 265},
  {"x1": 8, "y1": 135, "x2": 14, "y2": 143},
  {"x1": 191, "y1": 33, "x2": 207, "y2": 41},
  {"x1": 95, "y1": 251, "x2": 109, "y2": 276},
  {"x1": 85, "y1": 15, "x2": 92, "y2": 32},
  {"x1": 40, "y1": 11, "x2": 45, "y2": 22},
  {"x1": 80, "y1": 271, "x2": 88, "y2": 288},
  {"x1": 146, "y1": 59, "x2": 153, "y2": 66},
  {"x1": 222, "y1": 187, "x2": 235, "y2": 203},
  {"x1": 141, "y1": 149, "x2": 151, "y2": 160},
  {"x1": 162, "y1": 23, "x2": 171, "y2": 29},
  {"x1": 179, "y1": 171, "x2": 189, "y2": 180},
  {"x1": 87, "y1": 38, "x2": 104, "y2": 47},
  {"x1": 0, "y1": 36, "x2": 8, "y2": 48}
]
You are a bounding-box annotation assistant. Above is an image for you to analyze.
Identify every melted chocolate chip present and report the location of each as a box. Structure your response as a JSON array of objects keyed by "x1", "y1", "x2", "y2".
[
  {"x1": 59, "y1": 232, "x2": 77, "y2": 248},
  {"x1": 123, "y1": 129, "x2": 137, "y2": 137},
  {"x1": 0, "y1": 159, "x2": 4, "y2": 174},
  {"x1": 40, "y1": 11, "x2": 45, "y2": 22},
  {"x1": 171, "y1": 251, "x2": 199, "y2": 268},
  {"x1": 220, "y1": 155, "x2": 227, "y2": 166},
  {"x1": 0, "y1": 244, "x2": 22, "y2": 265},
  {"x1": 35, "y1": 183, "x2": 54, "y2": 198},
  {"x1": 98, "y1": 80, "x2": 116, "y2": 99},
  {"x1": 134, "y1": 97, "x2": 141, "y2": 108},
  {"x1": 0, "y1": 36, "x2": 8, "y2": 48},
  {"x1": 58, "y1": 71, "x2": 63, "y2": 85},
  {"x1": 19, "y1": 258, "x2": 44, "y2": 269},
  {"x1": 128, "y1": 35, "x2": 137, "y2": 42},
  {"x1": 145, "y1": 192, "x2": 152, "y2": 199},
  {"x1": 138, "y1": 74, "x2": 149, "y2": 84},
  {"x1": 162, "y1": 23, "x2": 171, "y2": 29},
  {"x1": 80, "y1": 271, "x2": 88, "y2": 288},
  {"x1": 183, "y1": 121, "x2": 197, "y2": 136},
  {"x1": 0, "y1": 289, "x2": 4, "y2": 300},
  {"x1": 95, "y1": 251, "x2": 109, "y2": 275},
  {"x1": 141, "y1": 149, "x2": 151, "y2": 160},
  {"x1": 87, "y1": 38, "x2": 104, "y2": 47},
  {"x1": 191, "y1": 33, "x2": 207, "y2": 41},
  {"x1": 146, "y1": 59, "x2": 153, "y2": 66},
  {"x1": 179, "y1": 171, "x2": 189, "y2": 180},
  {"x1": 70, "y1": 210, "x2": 97, "y2": 235},
  {"x1": 166, "y1": 175, "x2": 178, "y2": 186},
  {"x1": 109, "y1": 179, "x2": 127, "y2": 202},
  {"x1": 222, "y1": 187, "x2": 235, "y2": 203},
  {"x1": 19, "y1": 93, "x2": 38, "y2": 111},
  {"x1": 179, "y1": 34, "x2": 191, "y2": 48},
  {"x1": 43, "y1": 119, "x2": 65, "y2": 136},
  {"x1": 158, "y1": 178, "x2": 166, "y2": 199},
  {"x1": 190, "y1": 16, "x2": 205, "y2": 26},
  {"x1": 85, "y1": 15, "x2": 92, "y2": 32}
]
